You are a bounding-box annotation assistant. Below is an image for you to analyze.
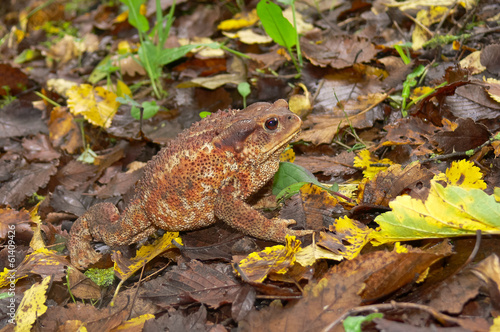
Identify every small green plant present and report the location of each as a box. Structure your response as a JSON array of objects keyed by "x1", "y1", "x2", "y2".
[
  {"x1": 84, "y1": 267, "x2": 115, "y2": 288},
  {"x1": 0, "y1": 86, "x2": 17, "y2": 107},
  {"x1": 343, "y1": 313, "x2": 383, "y2": 332},
  {"x1": 237, "y1": 82, "x2": 251, "y2": 108},
  {"x1": 257, "y1": 0, "x2": 302, "y2": 75},
  {"x1": 119, "y1": 0, "x2": 241, "y2": 99},
  {"x1": 400, "y1": 64, "x2": 426, "y2": 116},
  {"x1": 119, "y1": 0, "x2": 176, "y2": 98},
  {"x1": 394, "y1": 44, "x2": 412, "y2": 65},
  {"x1": 88, "y1": 56, "x2": 121, "y2": 85},
  {"x1": 116, "y1": 95, "x2": 161, "y2": 120}
]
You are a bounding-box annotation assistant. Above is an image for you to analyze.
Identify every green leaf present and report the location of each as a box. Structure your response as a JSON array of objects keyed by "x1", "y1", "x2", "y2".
[
  {"x1": 273, "y1": 162, "x2": 324, "y2": 200},
  {"x1": 372, "y1": 181, "x2": 500, "y2": 245},
  {"x1": 138, "y1": 39, "x2": 162, "y2": 79},
  {"x1": 116, "y1": 95, "x2": 140, "y2": 108},
  {"x1": 157, "y1": 44, "x2": 200, "y2": 66},
  {"x1": 77, "y1": 145, "x2": 97, "y2": 164},
  {"x1": 394, "y1": 45, "x2": 411, "y2": 65},
  {"x1": 130, "y1": 100, "x2": 160, "y2": 120},
  {"x1": 257, "y1": 0, "x2": 297, "y2": 49},
  {"x1": 199, "y1": 111, "x2": 211, "y2": 119},
  {"x1": 119, "y1": 0, "x2": 149, "y2": 33},
  {"x1": 343, "y1": 313, "x2": 383, "y2": 332},
  {"x1": 237, "y1": 82, "x2": 251, "y2": 98}
]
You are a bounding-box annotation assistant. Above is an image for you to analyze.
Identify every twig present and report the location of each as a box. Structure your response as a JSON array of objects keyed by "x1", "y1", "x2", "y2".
[
  {"x1": 321, "y1": 300, "x2": 471, "y2": 332},
  {"x1": 401, "y1": 11, "x2": 434, "y2": 37},
  {"x1": 420, "y1": 137, "x2": 495, "y2": 164},
  {"x1": 457, "y1": 230, "x2": 482, "y2": 274},
  {"x1": 127, "y1": 264, "x2": 146, "y2": 320},
  {"x1": 435, "y1": 3, "x2": 457, "y2": 33}
]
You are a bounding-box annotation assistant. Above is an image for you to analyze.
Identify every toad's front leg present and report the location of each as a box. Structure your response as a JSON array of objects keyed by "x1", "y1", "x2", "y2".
[{"x1": 214, "y1": 185, "x2": 313, "y2": 243}]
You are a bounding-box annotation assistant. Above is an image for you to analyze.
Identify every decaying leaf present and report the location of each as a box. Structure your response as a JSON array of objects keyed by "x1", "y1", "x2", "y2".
[
  {"x1": 141, "y1": 260, "x2": 242, "y2": 309},
  {"x1": 113, "y1": 232, "x2": 180, "y2": 282},
  {"x1": 353, "y1": 149, "x2": 394, "y2": 179},
  {"x1": 327, "y1": 217, "x2": 373, "y2": 260},
  {"x1": 301, "y1": 32, "x2": 377, "y2": 69},
  {"x1": 15, "y1": 276, "x2": 51, "y2": 331},
  {"x1": 236, "y1": 235, "x2": 301, "y2": 283}
]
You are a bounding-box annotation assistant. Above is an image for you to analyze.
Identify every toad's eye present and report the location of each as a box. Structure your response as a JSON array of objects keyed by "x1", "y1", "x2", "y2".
[{"x1": 265, "y1": 117, "x2": 279, "y2": 130}]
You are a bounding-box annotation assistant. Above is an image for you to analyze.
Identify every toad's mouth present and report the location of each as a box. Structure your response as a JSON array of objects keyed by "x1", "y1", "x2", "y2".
[{"x1": 263, "y1": 128, "x2": 301, "y2": 157}]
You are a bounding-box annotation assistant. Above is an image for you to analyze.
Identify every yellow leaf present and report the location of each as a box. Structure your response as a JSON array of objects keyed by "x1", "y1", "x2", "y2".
[
  {"x1": 0, "y1": 244, "x2": 62, "y2": 289},
  {"x1": 295, "y1": 240, "x2": 343, "y2": 266},
  {"x1": 433, "y1": 159, "x2": 486, "y2": 190},
  {"x1": 394, "y1": 242, "x2": 408, "y2": 253},
  {"x1": 491, "y1": 316, "x2": 500, "y2": 332},
  {"x1": 14, "y1": 276, "x2": 51, "y2": 332},
  {"x1": 46, "y1": 78, "x2": 78, "y2": 97},
  {"x1": 114, "y1": 10, "x2": 129, "y2": 23},
  {"x1": 353, "y1": 150, "x2": 394, "y2": 179},
  {"x1": 289, "y1": 83, "x2": 312, "y2": 118},
  {"x1": 67, "y1": 84, "x2": 119, "y2": 128},
  {"x1": 236, "y1": 235, "x2": 301, "y2": 283},
  {"x1": 218, "y1": 9, "x2": 259, "y2": 31},
  {"x1": 116, "y1": 80, "x2": 131, "y2": 98},
  {"x1": 411, "y1": 86, "x2": 434, "y2": 100},
  {"x1": 372, "y1": 180, "x2": 500, "y2": 245},
  {"x1": 279, "y1": 146, "x2": 295, "y2": 162},
  {"x1": 0, "y1": 268, "x2": 18, "y2": 288},
  {"x1": 459, "y1": 51, "x2": 486, "y2": 75},
  {"x1": 412, "y1": 6, "x2": 449, "y2": 50},
  {"x1": 113, "y1": 232, "x2": 180, "y2": 281},
  {"x1": 178, "y1": 37, "x2": 224, "y2": 58},
  {"x1": 282, "y1": 7, "x2": 314, "y2": 34},
  {"x1": 113, "y1": 314, "x2": 155, "y2": 331},
  {"x1": 484, "y1": 77, "x2": 500, "y2": 103},
  {"x1": 117, "y1": 40, "x2": 134, "y2": 54},
  {"x1": 223, "y1": 29, "x2": 272, "y2": 44},
  {"x1": 331, "y1": 217, "x2": 373, "y2": 259}
]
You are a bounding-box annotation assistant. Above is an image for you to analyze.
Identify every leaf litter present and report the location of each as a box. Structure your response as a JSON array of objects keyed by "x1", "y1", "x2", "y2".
[{"x1": 1, "y1": 0, "x2": 500, "y2": 331}]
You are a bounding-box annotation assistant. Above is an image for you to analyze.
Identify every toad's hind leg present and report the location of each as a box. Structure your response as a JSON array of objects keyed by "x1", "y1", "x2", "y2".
[{"x1": 68, "y1": 201, "x2": 157, "y2": 269}]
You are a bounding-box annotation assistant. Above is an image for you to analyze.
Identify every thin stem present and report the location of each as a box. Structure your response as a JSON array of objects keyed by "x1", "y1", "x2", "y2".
[{"x1": 291, "y1": 2, "x2": 303, "y2": 67}]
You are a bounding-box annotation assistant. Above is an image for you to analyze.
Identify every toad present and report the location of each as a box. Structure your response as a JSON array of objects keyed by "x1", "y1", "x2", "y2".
[{"x1": 68, "y1": 99, "x2": 312, "y2": 268}]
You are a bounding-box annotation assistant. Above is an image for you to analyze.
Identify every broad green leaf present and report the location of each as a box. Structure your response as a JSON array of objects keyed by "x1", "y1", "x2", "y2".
[
  {"x1": 372, "y1": 181, "x2": 500, "y2": 245},
  {"x1": 256, "y1": 0, "x2": 297, "y2": 48},
  {"x1": 157, "y1": 44, "x2": 202, "y2": 66},
  {"x1": 156, "y1": 43, "x2": 220, "y2": 66},
  {"x1": 273, "y1": 162, "x2": 322, "y2": 197}
]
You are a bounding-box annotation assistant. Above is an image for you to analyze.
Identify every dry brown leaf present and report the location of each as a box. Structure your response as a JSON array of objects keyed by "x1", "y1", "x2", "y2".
[{"x1": 301, "y1": 31, "x2": 377, "y2": 69}]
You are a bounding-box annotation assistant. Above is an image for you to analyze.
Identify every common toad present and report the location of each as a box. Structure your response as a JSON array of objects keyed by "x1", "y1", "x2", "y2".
[{"x1": 68, "y1": 99, "x2": 312, "y2": 268}]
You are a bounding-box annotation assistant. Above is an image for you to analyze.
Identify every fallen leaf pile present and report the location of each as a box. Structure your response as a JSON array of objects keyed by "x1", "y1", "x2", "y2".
[{"x1": 1, "y1": 0, "x2": 500, "y2": 331}]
